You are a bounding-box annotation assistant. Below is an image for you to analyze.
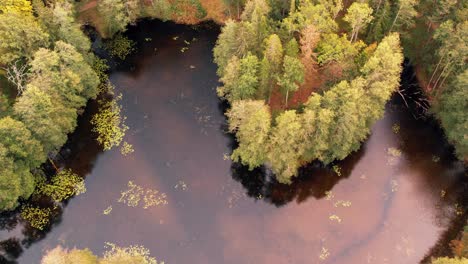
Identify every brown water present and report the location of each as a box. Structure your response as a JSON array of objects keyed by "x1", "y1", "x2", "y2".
[{"x1": 0, "y1": 20, "x2": 466, "y2": 264}]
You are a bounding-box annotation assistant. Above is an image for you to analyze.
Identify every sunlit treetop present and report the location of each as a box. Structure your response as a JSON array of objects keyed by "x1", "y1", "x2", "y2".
[{"x1": 0, "y1": 0, "x2": 33, "y2": 15}]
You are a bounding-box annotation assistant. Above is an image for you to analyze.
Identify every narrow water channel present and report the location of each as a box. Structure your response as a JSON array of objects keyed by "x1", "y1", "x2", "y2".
[{"x1": 0, "y1": 20, "x2": 466, "y2": 264}]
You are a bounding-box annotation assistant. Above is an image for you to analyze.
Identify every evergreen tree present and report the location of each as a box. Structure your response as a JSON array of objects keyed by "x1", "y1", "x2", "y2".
[
  {"x1": 267, "y1": 110, "x2": 305, "y2": 183},
  {"x1": 277, "y1": 55, "x2": 305, "y2": 106},
  {"x1": 436, "y1": 69, "x2": 468, "y2": 159},
  {"x1": 227, "y1": 100, "x2": 271, "y2": 169},
  {"x1": 389, "y1": 0, "x2": 418, "y2": 32}
]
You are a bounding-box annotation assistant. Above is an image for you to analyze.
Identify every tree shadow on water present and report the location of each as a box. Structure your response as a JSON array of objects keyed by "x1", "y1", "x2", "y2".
[{"x1": 230, "y1": 147, "x2": 365, "y2": 207}]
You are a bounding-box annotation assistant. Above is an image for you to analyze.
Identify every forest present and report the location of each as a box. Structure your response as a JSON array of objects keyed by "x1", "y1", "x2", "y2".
[{"x1": 0, "y1": 0, "x2": 466, "y2": 263}]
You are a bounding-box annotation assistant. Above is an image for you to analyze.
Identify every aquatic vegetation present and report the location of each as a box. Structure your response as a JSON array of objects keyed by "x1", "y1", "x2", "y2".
[
  {"x1": 21, "y1": 206, "x2": 52, "y2": 230},
  {"x1": 119, "y1": 181, "x2": 168, "y2": 209},
  {"x1": 120, "y1": 141, "x2": 134, "y2": 156},
  {"x1": 332, "y1": 165, "x2": 342, "y2": 176},
  {"x1": 104, "y1": 33, "x2": 135, "y2": 60},
  {"x1": 41, "y1": 243, "x2": 163, "y2": 264},
  {"x1": 441, "y1": 190, "x2": 447, "y2": 198},
  {"x1": 391, "y1": 180, "x2": 399, "y2": 192},
  {"x1": 91, "y1": 85, "x2": 129, "y2": 151},
  {"x1": 334, "y1": 200, "x2": 352, "y2": 207},
  {"x1": 174, "y1": 181, "x2": 188, "y2": 191},
  {"x1": 103, "y1": 242, "x2": 162, "y2": 264},
  {"x1": 387, "y1": 147, "x2": 402, "y2": 165},
  {"x1": 103, "y1": 206, "x2": 113, "y2": 215},
  {"x1": 319, "y1": 247, "x2": 330, "y2": 260},
  {"x1": 392, "y1": 123, "x2": 401, "y2": 134},
  {"x1": 329, "y1": 215, "x2": 342, "y2": 223},
  {"x1": 35, "y1": 169, "x2": 86, "y2": 203}
]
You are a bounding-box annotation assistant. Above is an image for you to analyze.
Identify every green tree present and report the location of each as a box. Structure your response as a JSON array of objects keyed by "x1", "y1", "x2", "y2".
[
  {"x1": 0, "y1": 117, "x2": 45, "y2": 210},
  {"x1": 389, "y1": 0, "x2": 418, "y2": 32},
  {"x1": 29, "y1": 41, "x2": 99, "y2": 109},
  {"x1": 0, "y1": 12, "x2": 49, "y2": 64},
  {"x1": 51, "y1": 1, "x2": 92, "y2": 56},
  {"x1": 0, "y1": 0, "x2": 32, "y2": 14},
  {"x1": 360, "y1": 33, "x2": 403, "y2": 124},
  {"x1": 284, "y1": 38, "x2": 299, "y2": 57},
  {"x1": 431, "y1": 257, "x2": 468, "y2": 264},
  {"x1": 321, "y1": 78, "x2": 369, "y2": 161},
  {"x1": 267, "y1": 110, "x2": 305, "y2": 183},
  {"x1": 236, "y1": 53, "x2": 260, "y2": 99},
  {"x1": 97, "y1": 0, "x2": 130, "y2": 37},
  {"x1": 14, "y1": 85, "x2": 77, "y2": 154},
  {"x1": 217, "y1": 54, "x2": 260, "y2": 101},
  {"x1": 299, "y1": 2, "x2": 338, "y2": 33},
  {"x1": 227, "y1": 100, "x2": 271, "y2": 169},
  {"x1": 436, "y1": 69, "x2": 468, "y2": 159},
  {"x1": 261, "y1": 34, "x2": 283, "y2": 100},
  {"x1": 277, "y1": 55, "x2": 305, "y2": 106},
  {"x1": 301, "y1": 94, "x2": 334, "y2": 162},
  {"x1": 213, "y1": 20, "x2": 255, "y2": 75},
  {"x1": 344, "y1": 2, "x2": 374, "y2": 42}
]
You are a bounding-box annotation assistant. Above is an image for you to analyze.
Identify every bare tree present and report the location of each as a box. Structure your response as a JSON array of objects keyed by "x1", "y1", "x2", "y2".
[{"x1": 4, "y1": 60, "x2": 28, "y2": 95}]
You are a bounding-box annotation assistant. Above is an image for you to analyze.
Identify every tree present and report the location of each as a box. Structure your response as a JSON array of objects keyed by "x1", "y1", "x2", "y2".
[
  {"x1": 217, "y1": 53, "x2": 260, "y2": 101},
  {"x1": 0, "y1": 117, "x2": 45, "y2": 210},
  {"x1": 262, "y1": 34, "x2": 284, "y2": 100},
  {"x1": 316, "y1": 33, "x2": 364, "y2": 66},
  {"x1": 321, "y1": 78, "x2": 369, "y2": 161},
  {"x1": 0, "y1": 12, "x2": 49, "y2": 65},
  {"x1": 14, "y1": 85, "x2": 77, "y2": 154},
  {"x1": 301, "y1": 94, "x2": 334, "y2": 162},
  {"x1": 360, "y1": 33, "x2": 403, "y2": 124},
  {"x1": 97, "y1": 0, "x2": 130, "y2": 37},
  {"x1": 436, "y1": 70, "x2": 468, "y2": 159},
  {"x1": 299, "y1": 2, "x2": 338, "y2": 33},
  {"x1": 344, "y1": 2, "x2": 374, "y2": 42},
  {"x1": 318, "y1": 0, "x2": 343, "y2": 19},
  {"x1": 389, "y1": 0, "x2": 418, "y2": 32},
  {"x1": 284, "y1": 38, "x2": 300, "y2": 57},
  {"x1": 431, "y1": 257, "x2": 468, "y2": 264},
  {"x1": 267, "y1": 110, "x2": 305, "y2": 183},
  {"x1": 277, "y1": 55, "x2": 305, "y2": 106},
  {"x1": 213, "y1": 20, "x2": 255, "y2": 75},
  {"x1": 218, "y1": 56, "x2": 241, "y2": 101},
  {"x1": 51, "y1": 1, "x2": 92, "y2": 56},
  {"x1": 29, "y1": 41, "x2": 99, "y2": 109},
  {"x1": 0, "y1": 0, "x2": 32, "y2": 15},
  {"x1": 236, "y1": 53, "x2": 260, "y2": 99},
  {"x1": 227, "y1": 100, "x2": 271, "y2": 169}
]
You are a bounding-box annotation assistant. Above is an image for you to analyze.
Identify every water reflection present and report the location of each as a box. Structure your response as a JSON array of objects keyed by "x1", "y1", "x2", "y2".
[{"x1": 231, "y1": 147, "x2": 364, "y2": 207}]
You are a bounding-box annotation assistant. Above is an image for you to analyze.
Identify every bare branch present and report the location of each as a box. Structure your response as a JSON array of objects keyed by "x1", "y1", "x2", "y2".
[{"x1": 3, "y1": 60, "x2": 29, "y2": 96}]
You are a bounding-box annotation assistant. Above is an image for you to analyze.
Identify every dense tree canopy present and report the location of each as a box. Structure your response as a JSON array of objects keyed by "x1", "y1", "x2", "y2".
[{"x1": 0, "y1": 117, "x2": 44, "y2": 210}]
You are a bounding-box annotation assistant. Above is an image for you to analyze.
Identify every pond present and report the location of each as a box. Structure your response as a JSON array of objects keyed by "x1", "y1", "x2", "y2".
[{"x1": 0, "y1": 20, "x2": 466, "y2": 264}]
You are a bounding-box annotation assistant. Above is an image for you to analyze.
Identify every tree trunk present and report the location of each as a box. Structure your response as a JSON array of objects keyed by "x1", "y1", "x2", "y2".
[
  {"x1": 428, "y1": 55, "x2": 444, "y2": 90},
  {"x1": 433, "y1": 61, "x2": 451, "y2": 92},
  {"x1": 285, "y1": 90, "x2": 289, "y2": 107},
  {"x1": 389, "y1": 6, "x2": 401, "y2": 32}
]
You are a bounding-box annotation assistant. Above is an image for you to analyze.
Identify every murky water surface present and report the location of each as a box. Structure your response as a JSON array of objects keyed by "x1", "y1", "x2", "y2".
[{"x1": 1, "y1": 21, "x2": 466, "y2": 264}]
